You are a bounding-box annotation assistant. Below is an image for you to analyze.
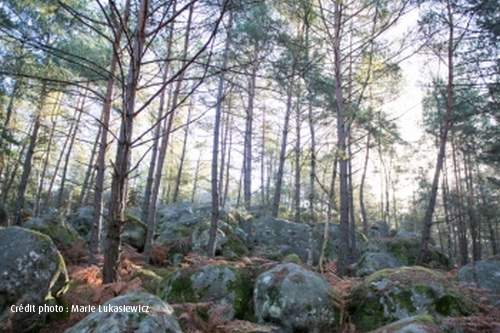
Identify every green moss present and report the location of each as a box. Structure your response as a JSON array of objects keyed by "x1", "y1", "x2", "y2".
[
  {"x1": 167, "y1": 273, "x2": 196, "y2": 303},
  {"x1": 223, "y1": 234, "x2": 249, "y2": 259},
  {"x1": 227, "y1": 268, "x2": 254, "y2": 320},
  {"x1": 284, "y1": 253, "x2": 302, "y2": 265},
  {"x1": 133, "y1": 269, "x2": 162, "y2": 294},
  {"x1": 196, "y1": 307, "x2": 209, "y2": 322}
]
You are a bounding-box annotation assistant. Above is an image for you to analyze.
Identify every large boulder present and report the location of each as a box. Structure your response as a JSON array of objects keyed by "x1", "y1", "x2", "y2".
[
  {"x1": 356, "y1": 238, "x2": 451, "y2": 276},
  {"x1": 25, "y1": 211, "x2": 83, "y2": 250},
  {"x1": 368, "y1": 314, "x2": 443, "y2": 333},
  {"x1": 251, "y1": 218, "x2": 366, "y2": 264},
  {"x1": 121, "y1": 215, "x2": 147, "y2": 252},
  {"x1": 66, "y1": 206, "x2": 95, "y2": 238},
  {"x1": 159, "y1": 264, "x2": 253, "y2": 320},
  {"x1": 65, "y1": 292, "x2": 181, "y2": 333},
  {"x1": 253, "y1": 263, "x2": 340, "y2": 332},
  {"x1": 349, "y1": 266, "x2": 477, "y2": 332},
  {"x1": 0, "y1": 227, "x2": 68, "y2": 332},
  {"x1": 457, "y1": 259, "x2": 500, "y2": 307}
]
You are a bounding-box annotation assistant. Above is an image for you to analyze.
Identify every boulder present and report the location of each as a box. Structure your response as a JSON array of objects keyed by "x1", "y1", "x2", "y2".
[
  {"x1": 356, "y1": 238, "x2": 451, "y2": 276},
  {"x1": 251, "y1": 218, "x2": 366, "y2": 265},
  {"x1": 356, "y1": 252, "x2": 404, "y2": 277},
  {"x1": 65, "y1": 292, "x2": 181, "y2": 333},
  {"x1": 457, "y1": 259, "x2": 500, "y2": 307},
  {"x1": 25, "y1": 211, "x2": 83, "y2": 250},
  {"x1": 349, "y1": 266, "x2": 477, "y2": 332},
  {"x1": 368, "y1": 314, "x2": 443, "y2": 333},
  {"x1": 122, "y1": 215, "x2": 147, "y2": 252},
  {"x1": 66, "y1": 206, "x2": 94, "y2": 238},
  {"x1": 368, "y1": 220, "x2": 391, "y2": 239},
  {"x1": 253, "y1": 263, "x2": 340, "y2": 332},
  {"x1": 159, "y1": 264, "x2": 253, "y2": 320},
  {"x1": 0, "y1": 227, "x2": 68, "y2": 332}
]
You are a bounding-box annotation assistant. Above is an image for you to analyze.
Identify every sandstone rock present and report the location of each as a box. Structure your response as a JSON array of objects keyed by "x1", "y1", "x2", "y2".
[{"x1": 0, "y1": 227, "x2": 68, "y2": 332}]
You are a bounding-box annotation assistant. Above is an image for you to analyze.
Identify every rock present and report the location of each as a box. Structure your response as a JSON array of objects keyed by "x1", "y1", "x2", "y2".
[
  {"x1": 457, "y1": 260, "x2": 500, "y2": 307},
  {"x1": 368, "y1": 220, "x2": 391, "y2": 239},
  {"x1": 251, "y1": 218, "x2": 366, "y2": 265},
  {"x1": 0, "y1": 206, "x2": 8, "y2": 227},
  {"x1": 122, "y1": 215, "x2": 147, "y2": 252},
  {"x1": 356, "y1": 252, "x2": 404, "y2": 277},
  {"x1": 67, "y1": 206, "x2": 94, "y2": 238},
  {"x1": 156, "y1": 201, "x2": 200, "y2": 226},
  {"x1": 0, "y1": 227, "x2": 68, "y2": 332},
  {"x1": 65, "y1": 292, "x2": 181, "y2": 333},
  {"x1": 25, "y1": 211, "x2": 83, "y2": 250},
  {"x1": 368, "y1": 314, "x2": 443, "y2": 333},
  {"x1": 349, "y1": 266, "x2": 477, "y2": 332},
  {"x1": 159, "y1": 264, "x2": 253, "y2": 320},
  {"x1": 359, "y1": 238, "x2": 451, "y2": 274},
  {"x1": 253, "y1": 263, "x2": 340, "y2": 332}
]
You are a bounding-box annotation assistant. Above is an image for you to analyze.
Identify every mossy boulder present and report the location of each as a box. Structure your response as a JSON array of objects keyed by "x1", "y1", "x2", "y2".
[
  {"x1": 349, "y1": 266, "x2": 478, "y2": 332},
  {"x1": 357, "y1": 238, "x2": 451, "y2": 276},
  {"x1": 159, "y1": 264, "x2": 254, "y2": 320},
  {"x1": 252, "y1": 218, "x2": 366, "y2": 265},
  {"x1": 25, "y1": 211, "x2": 83, "y2": 250},
  {"x1": 253, "y1": 263, "x2": 340, "y2": 332},
  {"x1": 122, "y1": 215, "x2": 147, "y2": 252},
  {"x1": 368, "y1": 314, "x2": 443, "y2": 333},
  {"x1": 0, "y1": 227, "x2": 68, "y2": 332},
  {"x1": 457, "y1": 259, "x2": 500, "y2": 307},
  {"x1": 65, "y1": 292, "x2": 181, "y2": 333}
]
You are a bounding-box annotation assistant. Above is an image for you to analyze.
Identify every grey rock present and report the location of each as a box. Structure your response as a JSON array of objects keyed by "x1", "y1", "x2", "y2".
[
  {"x1": 159, "y1": 264, "x2": 252, "y2": 320},
  {"x1": 254, "y1": 263, "x2": 340, "y2": 332},
  {"x1": 25, "y1": 213, "x2": 83, "y2": 249},
  {"x1": 65, "y1": 292, "x2": 181, "y2": 333},
  {"x1": 0, "y1": 227, "x2": 68, "y2": 332},
  {"x1": 349, "y1": 266, "x2": 477, "y2": 332},
  {"x1": 457, "y1": 259, "x2": 500, "y2": 307},
  {"x1": 356, "y1": 252, "x2": 404, "y2": 277}
]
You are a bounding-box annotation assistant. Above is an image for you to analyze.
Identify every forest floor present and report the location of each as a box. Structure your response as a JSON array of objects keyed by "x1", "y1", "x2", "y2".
[{"x1": 40, "y1": 244, "x2": 500, "y2": 333}]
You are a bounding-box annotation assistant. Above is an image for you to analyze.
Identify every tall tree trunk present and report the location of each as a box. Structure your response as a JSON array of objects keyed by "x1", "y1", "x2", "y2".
[
  {"x1": 208, "y1": 0, "x2": 233, "y2": 257},
  {"x1": 417, "y1": 0, "x2": 454, "y2": 265},
  {"x1": 477, "y1": 165, "x2": 497, "y2": 256},
  {"x1": 78, "y1": 125, "x2": 101, "y2": 208},
  {"x1": 191, "y1": 154, "x2": 201, "y2": 203},
  {"x1": 333, "y1": 0, "x2": 350, "y2": 277},
  {"x1": 244, "y1": 41, "x2": 259, "y2": 212},
  {"x1": 141, "y1": 0, "x2": 176, "y2": 223},
  {"x1": 172, "y1": 103, "x2": 192, "y2": 202},
  {"x1": 102, "y1": 0, "x2": 149, "y2": 283},
  {"x1": 360, "y1": 128, "x2": 371, "y2": 235},
  {"x1": 464, "y1": 152, "x2": 480, "y2": 261},
  {"x1": 34, "y1": 94, "x2": 61, "y2": 217},
  {"x1": 57, "y1": 91, "x2": 85, "y2": 210},
  {"x1": 452, "y1": 138, "x2": 468, "y2": 266},
  {"x1": 272, "y1": 52, "x2": 297, "y2": 218},
  {"x1": 14, "y1": 81, "x2": 47, "y2": 226},
  {"x1": 143, "y1": 4, "x2": 193, "y2": 263}
]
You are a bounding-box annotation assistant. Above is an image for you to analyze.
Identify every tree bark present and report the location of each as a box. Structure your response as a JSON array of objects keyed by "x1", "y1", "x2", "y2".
[
  {"x1": 208, "y1": 1, "x2": 232, "y2": 257},
  {"x1": 14, "y1": 81, "x2": 47, "y2": 226},
  {"x1": 416, "y1": 0, "x2": 454, "y2": 265},
  {"x1": 102, "y1": 0, "x2": 149, "y2": 283}
]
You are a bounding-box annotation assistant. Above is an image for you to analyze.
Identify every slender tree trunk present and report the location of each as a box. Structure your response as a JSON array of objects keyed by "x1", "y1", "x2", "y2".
[
  {"x1": 191, "y1": 154, "x2": 201, "y2": 203},
  {"x1": 333, "y1": 0, "x2": 350, "y2": 277},
  {"x1": 141, "y1": 0, "x2": 176, "y2": 223},
  {"x1": 272, "y1": 55, "x2": 297, "y2": 218},
  {"x1": 57, "y1": 91, "x2": 85, "y2": 210},
  {"x1": 417, "y1": 0, "x2": 454, "y2": 265},
  {"x1": 319, "y1": 155, "x2": 338, "y2": 273},
  {"x1": 14, "y1": 81, "x2": 47, "y2": 226},
  {"x1": 360, "y1": 128, "x2": 371, "y2": 235},
  {"x1": 34, "y1": 94, "x2": 61, "y2": 217},
  {"x1": 294, "y1": 91, "x2": 301, "y2": 224},
  {"x1": 143, "y1": 4, "x2": 193, "y2": 263},
  {"x1": 102, "y1": 0, "x2": 149, "y2": 283},
  {"x1": 452, "y1": 138, "x2": 468, "y2": 266},
  {"x1": 78, "y1": 125, "x2": 101, "y2": 208},
  {"x1": 208, "y1": 1, "x2": 233, "y2": 257},
  {"x1": 477, "y1": 165, "x2": 497, "y2": 256},
  {"x1": 464, "y1": 152, "x2": 480, "y2": 261},
  {"x1": 172, "y1": 103, "x2": 192, "y2": 202}
]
